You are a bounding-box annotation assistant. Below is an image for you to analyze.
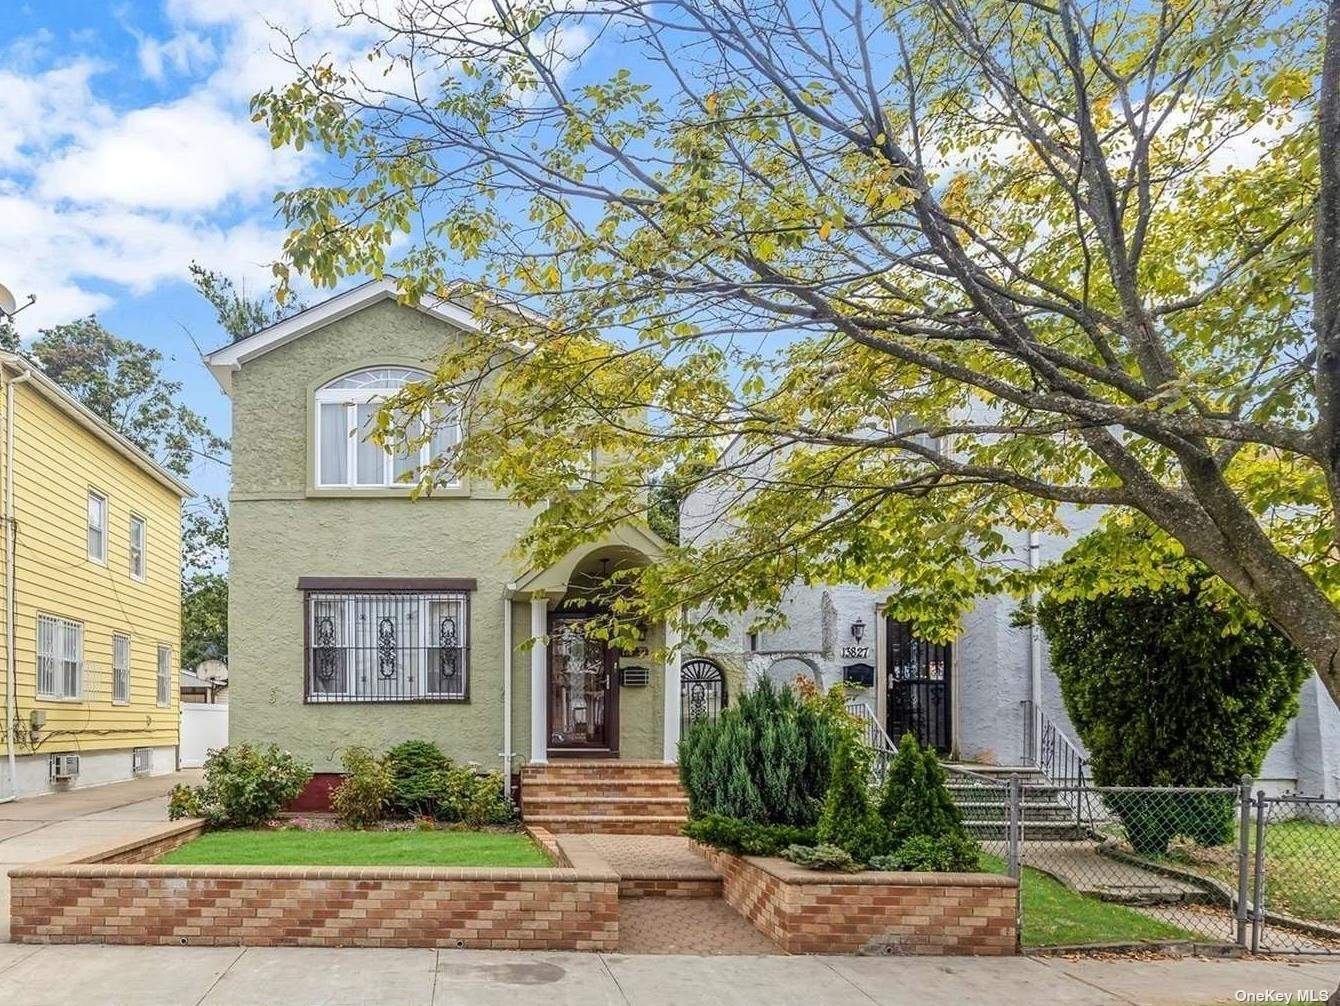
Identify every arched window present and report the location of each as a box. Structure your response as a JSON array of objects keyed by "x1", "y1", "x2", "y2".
[{"x1": 315, "y1": 367, "x2": 461, "y2": 488}]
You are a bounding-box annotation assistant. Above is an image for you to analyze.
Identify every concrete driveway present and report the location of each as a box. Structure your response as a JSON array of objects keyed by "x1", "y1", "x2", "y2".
[{"x1": 0, "y1": 771, "x2": 198, "y2": 940}]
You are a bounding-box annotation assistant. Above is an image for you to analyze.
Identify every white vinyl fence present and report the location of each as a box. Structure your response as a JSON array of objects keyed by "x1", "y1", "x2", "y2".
[{"x1": 180, "y1": 703, "x2": 229, "y2": 768}]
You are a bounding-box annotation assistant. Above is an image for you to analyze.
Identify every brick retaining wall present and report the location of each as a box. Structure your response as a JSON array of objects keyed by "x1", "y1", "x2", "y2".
[
  {"x1": 695, "y1": 844, "x2": 1018, "y2": 955},
  {"x1": 10, "y1": 821, "x2": 619, "y2": 951}
]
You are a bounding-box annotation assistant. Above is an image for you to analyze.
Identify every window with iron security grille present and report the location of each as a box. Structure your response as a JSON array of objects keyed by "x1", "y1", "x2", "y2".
[
  {"x1": 680, "y1": 658, "x2": 726, "y2": 726},
  {"x1": 305, "y1": 590, "x2": 470, "y2": 703},
  {"x1": 38, "y1": 614, "x2": 83, "y2": 699},
  {"x1": 112, "y1": 633, "x2": 131, "y2": 705}
]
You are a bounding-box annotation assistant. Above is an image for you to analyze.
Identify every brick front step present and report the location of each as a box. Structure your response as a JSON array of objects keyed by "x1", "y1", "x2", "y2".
[
  {"x1": 524, "y1": 796, "x2": 691, "y2": 818},
  {"x1": 522, "y1": 762, "x2": 682, "y2": 782},
  {"x1": 527, "y1": 815, "x2": 687, "y2": 836},
  {"x1": 521, "y1": 761, "x2": 690, "y2": 836},
  {"x1": 521, "y1": 778, "x2": 688, "y2": 798}
]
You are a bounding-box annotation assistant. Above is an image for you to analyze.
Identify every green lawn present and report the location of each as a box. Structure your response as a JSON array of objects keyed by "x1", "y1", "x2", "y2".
[
  {"x1": 981, "y1": 854, "x2": 1194, "y2": 947},
  {"x1": 1162, "y1": 820, "x2": 1340, "y2": 924},
  {"x1": 158, "y1": 829, "x2": 553, "y2": 868}
]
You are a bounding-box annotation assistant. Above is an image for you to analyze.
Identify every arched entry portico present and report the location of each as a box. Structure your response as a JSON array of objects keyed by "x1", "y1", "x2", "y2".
[{"x1": 510, "y1": 523, "x2": 679, "y2": 763}]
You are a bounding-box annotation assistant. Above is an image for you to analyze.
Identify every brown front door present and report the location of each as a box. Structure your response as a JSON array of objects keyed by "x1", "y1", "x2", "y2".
[{"x1": 548, "y1": 618, "x2": 619, "y2": 754}]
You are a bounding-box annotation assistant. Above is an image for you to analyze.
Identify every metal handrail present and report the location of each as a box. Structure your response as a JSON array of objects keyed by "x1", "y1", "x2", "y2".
[{"x1": 1027, "y1": 701, "x2": 1095, "y2": 824}]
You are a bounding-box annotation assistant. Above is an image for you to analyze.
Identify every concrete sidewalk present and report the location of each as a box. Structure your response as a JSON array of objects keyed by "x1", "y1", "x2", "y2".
[
  {"x1": 0, "y1": 945, "x2": 1334, "y2": 1005},
  {"x1": 0, "y1": 771, "x2": 197, "y2": 940}
]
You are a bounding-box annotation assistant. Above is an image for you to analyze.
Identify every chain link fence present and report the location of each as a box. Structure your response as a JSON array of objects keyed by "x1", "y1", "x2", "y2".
[{"x1": 949, "y1": 768, "x2": 1340, "y2": 954}]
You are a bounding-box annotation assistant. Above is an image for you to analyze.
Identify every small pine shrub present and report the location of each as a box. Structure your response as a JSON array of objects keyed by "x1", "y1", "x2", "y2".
[
  {"x1": 678, "y1": 677, "x2": 841, "y2": 827},
  {"x1": 878, "y1": 733, "x2": 968, "y2": 843},
  {"x1": 681, "y1": 814, "x2": 817, "y2": 855},
  {"x1": 816, "y1": 730, "x2": 891, "y2": 864},
  {"x1": 331, "y1": 746, "x2": 394, "y2": 827},
  {"x1": 781, "y1": 843, "x2": 862, "y2": 873},
  {"x1": 873, "y1": 733, "x2": 980, "y2": 870},
  {"x1": 384, "y1": 740, "x2": 452, "y2": 817}
]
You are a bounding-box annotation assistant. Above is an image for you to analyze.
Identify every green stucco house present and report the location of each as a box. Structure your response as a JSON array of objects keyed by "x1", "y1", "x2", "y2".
[{"x1": 203, "y1": 281, "x2": 694, "y2": 801}]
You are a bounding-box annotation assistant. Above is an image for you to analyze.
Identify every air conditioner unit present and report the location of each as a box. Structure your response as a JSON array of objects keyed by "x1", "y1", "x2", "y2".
[
  {"x1": 132, "y1": 747, "x2": 152, "y2": 774},
  {"x1": 49, "y1": 753, "x2": 80, "y2": 781}
]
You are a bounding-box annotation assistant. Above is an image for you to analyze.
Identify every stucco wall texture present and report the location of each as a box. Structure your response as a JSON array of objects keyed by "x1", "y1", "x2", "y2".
[
  {"x1": 683, "y1": 480, "x2": 1340, "y2": 795},
  {"x1": 228, "y1": 300, "x2": 664, "y2": 771}
]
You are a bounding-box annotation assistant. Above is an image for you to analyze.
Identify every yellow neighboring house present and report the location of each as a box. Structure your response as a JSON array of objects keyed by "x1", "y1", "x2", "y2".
[{"x1": 0, "y1": 352, "x2": 191, "y2": 800}]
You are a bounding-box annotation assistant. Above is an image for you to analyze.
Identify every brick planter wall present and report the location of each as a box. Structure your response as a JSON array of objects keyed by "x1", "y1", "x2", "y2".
[
  {"x1": 10, "y1": 821, "x2": 619, "y2": 951},
  {"x1": 695, "y1": 844, "x2": 1018, "y2": 956}
]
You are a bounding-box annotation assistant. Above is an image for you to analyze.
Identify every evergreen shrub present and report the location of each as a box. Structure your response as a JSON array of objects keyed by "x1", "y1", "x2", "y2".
[{"x1": 1038, "y1": 566, "x2": 1311, "y2": 855}]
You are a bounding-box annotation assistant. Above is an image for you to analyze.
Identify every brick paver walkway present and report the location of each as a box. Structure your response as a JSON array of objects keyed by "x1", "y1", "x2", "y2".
[
  {"x1": 554, "y1": 834, "x2": 782, "y2": 954},
  {"x1": 617, "y1": 897, "x2": 784, "y2": 955},
  {"x1": 575, "y1": 834, "x2": 719, "y2": 881}
]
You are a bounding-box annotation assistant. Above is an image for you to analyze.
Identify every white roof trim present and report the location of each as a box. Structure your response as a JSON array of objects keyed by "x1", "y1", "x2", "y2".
[
  {"x1": 202, "y1": 279, "x2": 486, "y2": 396},
  {"x1": 0, "y1": 354, "x2": 194, "y2": 498}
]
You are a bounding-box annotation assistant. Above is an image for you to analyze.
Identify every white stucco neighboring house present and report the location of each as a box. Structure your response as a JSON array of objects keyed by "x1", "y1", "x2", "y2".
[{"x1": 680, "y1": 441, "x2": 1340, "y2": 800}]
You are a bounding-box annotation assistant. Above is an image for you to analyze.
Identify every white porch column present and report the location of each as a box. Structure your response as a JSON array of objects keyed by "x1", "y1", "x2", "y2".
[
  {"x1": 530, "y1": 596, "x2": 548, "y2": 764},
  {"x1": 662, "y1": 613, "x2": 682, "y2": 763}
]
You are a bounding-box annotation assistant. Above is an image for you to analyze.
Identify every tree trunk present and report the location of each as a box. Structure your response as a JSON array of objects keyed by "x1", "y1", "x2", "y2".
[{"x1": 1318, "y1": 0, "x2": 1340, "y2": 543}]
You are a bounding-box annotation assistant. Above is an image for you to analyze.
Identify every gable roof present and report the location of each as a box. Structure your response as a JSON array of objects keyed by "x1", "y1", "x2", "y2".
[
  {"x1": 0, "y1": 353, "x2": 194, "y2": 499},
  {"x1": 201, "y1": 279, "x2": 492, "y2": 396}
]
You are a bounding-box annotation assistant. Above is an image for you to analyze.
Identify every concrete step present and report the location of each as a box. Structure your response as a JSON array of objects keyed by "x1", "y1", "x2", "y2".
[
  {"x1": 963, "y1": 819, "x2": 1089, "y2": 841},
  {"x1": 523, "y1": 795, "x2": 691, "y2": 818},
  {"x1": 953, "y1": 800, "x2": 1078, "y2": 822},
  {"x1": 526, "y1": 814, "x2": 687, "y2": 836}
]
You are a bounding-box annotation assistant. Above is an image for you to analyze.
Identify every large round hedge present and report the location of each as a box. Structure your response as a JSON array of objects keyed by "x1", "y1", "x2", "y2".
[{"x1": 1037, "y1": 570, "x2": 1310, "y2": 852}]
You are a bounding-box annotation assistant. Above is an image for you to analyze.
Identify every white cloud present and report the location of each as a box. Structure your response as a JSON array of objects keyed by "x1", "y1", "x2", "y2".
[
  {"x1": 136, "y1": 30, "x2": 216, "y2": 81},
  {"x1": 40, "y1": 95, "x2": 305, "y2": 211},
  {"x1": 0, "y1": 190, "x2": 290, "y2": 336},
  {"x1": 0, "y1": 59, "x2": 108, "y2": 169}
]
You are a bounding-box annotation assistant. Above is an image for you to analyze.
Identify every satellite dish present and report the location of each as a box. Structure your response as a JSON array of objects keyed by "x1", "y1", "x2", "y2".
[{"x1": 0, "y1": 284, "x2": 16, "y2": 319}]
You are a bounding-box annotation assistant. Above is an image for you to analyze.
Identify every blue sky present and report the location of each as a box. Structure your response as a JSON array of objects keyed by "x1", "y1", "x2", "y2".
[{"x1": 0, "y1": 2, "x2": 391, "y2": 501}]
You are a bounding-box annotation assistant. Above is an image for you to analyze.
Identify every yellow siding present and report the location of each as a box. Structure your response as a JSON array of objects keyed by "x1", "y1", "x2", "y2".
[{"x1": 0, "y1": 377, "x2": 183, "y2": 756}]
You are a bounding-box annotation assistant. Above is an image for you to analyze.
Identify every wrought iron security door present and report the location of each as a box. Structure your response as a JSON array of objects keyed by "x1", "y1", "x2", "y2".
[
  {"x1": 884, "y1": 618, "x2": 952, "y2": 753},
  {"x1": 548, "y1": 618, "x2": 618, "y2": 752}
]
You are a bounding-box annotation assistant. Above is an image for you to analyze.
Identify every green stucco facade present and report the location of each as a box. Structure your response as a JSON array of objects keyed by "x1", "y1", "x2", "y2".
[{"x1": 227, "y1": 298, "x2": 668, "y2": 772}]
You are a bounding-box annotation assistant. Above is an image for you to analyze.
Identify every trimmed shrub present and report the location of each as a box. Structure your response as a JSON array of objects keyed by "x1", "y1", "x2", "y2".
[
  {"x1": 167, "y1": 783, "x2": 203, "y2": 820},
  {"x1": 384, "y1": 740, "x2": 452, "y2": 818},
  {"x1": 869, "y1": 833, "x2": 981, "y2": 872},
  {"x1": 331, "y1": 746, "x2": 394, "y2": 827},
  {"x1": 429, "y1": 764, "x2": 517, "y2": 826},
  {"x1": 1038, "y1": 566, "x2": 1310, "y2": 854},
  {"x1": 781, "y1": 843, "x2": 862, "y2": 873},
  {"x1": 168, "y1": 744, "x2": 312, "y2": 828},
  {"x1": 678, "y1": 677, "x2": 840, "y2": 827},
  {"x1": 681, "y1": 814, "x2": 817, "y2": 855},
  {"x1": 878, "y1": 732, "x2": 967, "y2": 845},
  {"x1": 816, "y1": 730, "x2": 890, "y2": 863}
]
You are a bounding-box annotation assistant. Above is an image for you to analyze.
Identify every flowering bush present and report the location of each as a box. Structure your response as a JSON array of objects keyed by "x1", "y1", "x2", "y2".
[
  {"x1": 169, "y1": 744, "x2": 312, "y2": 828},
  {"x1": 331, "y1": 746, "x2": 395, "y2": 827}
]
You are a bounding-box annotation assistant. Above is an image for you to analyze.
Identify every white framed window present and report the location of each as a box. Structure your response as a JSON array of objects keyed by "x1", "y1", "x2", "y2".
[
  {"x1": 305, "y1": 590, "x2": 469, "y2": 702},
  {"x1": 37, "y1": 614, "x2": 83, "y2": 700},
  {"x1": 129, "y1": 514, "x2": 147, "y2": 581},
  {"x1": 87, "y1": 490, "x2": 107, "y2": 564},
  {"x1": 314, "y1": 367, "x2": 461, "y2": 488},
  {"x1": 113, "y1": 633, "x2": 131, "y2": 705},
  {"x1": 156, "y1": 645, "x2": 172, "y2": 707}
]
